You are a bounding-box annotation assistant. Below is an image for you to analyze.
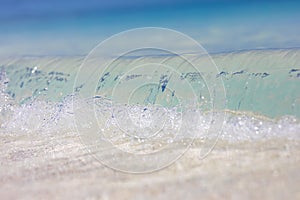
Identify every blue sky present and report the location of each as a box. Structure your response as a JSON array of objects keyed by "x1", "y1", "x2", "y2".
[{"x1": 0, "y1": 0, "x2": 300, "y2": 56}]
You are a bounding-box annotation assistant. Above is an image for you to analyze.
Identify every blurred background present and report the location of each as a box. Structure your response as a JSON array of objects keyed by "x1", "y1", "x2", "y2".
[{"x1": 0, "y1": 0, "x2": 300, "y2": 56}]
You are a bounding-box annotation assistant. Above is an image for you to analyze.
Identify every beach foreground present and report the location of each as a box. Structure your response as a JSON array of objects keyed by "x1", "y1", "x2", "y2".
[{"x1": 0, "y1": 132, "x2": 299, "y2": 199}]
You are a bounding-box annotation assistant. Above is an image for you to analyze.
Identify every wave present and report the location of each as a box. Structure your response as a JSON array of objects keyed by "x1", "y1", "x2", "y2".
[{"x1": 0, "y1": 48, "x2": 299, "y2": 143}]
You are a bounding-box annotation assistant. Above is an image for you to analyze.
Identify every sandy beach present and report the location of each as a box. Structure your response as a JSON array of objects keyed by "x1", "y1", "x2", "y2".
[{"x1": 1, "y1": 132, "x2": 299, "y2": 200}]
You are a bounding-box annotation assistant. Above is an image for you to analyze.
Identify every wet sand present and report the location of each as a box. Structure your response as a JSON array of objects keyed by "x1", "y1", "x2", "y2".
[{"x1": 0, "y1": 133, "x2": 299, "y2": 200}]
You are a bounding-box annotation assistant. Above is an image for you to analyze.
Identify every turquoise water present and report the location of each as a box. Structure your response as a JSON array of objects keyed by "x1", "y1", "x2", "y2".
[
  {"x1": 0, "y1": 49, "x2": 298, "y2": 143},
  {"x1": 1, "y1": 49, "x2": 299, "y2": 118}
]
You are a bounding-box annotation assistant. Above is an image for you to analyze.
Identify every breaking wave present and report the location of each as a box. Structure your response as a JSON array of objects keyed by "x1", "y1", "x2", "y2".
[{"x1": 0, "y1": 49, "x2": 299, "y2": 143}]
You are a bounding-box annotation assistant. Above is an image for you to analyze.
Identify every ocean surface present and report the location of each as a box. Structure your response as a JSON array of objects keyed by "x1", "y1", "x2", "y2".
[
  {"x1": 0, "y1": 48, "x2": 299, "y2": 198},
  {"x1": 1, "y1": 48, "x2": 299, "y2": 135}
]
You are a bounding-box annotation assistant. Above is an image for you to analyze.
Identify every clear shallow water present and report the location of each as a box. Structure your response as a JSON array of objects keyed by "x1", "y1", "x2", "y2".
[{"x1": 0, "y1": 49, "x2": 299, "y2": 139}]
